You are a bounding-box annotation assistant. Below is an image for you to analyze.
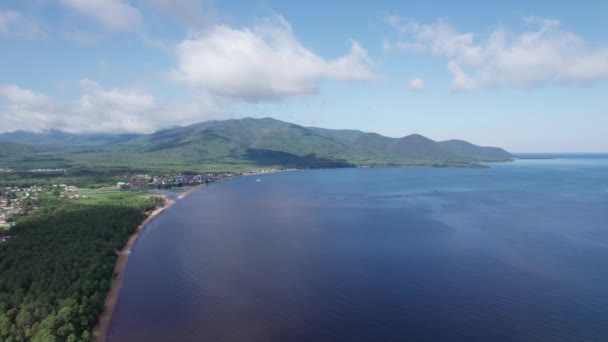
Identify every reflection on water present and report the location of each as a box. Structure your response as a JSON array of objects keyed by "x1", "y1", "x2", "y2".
[{"x1": 109, "y1": 155, "x2": 608, "y2": 341}]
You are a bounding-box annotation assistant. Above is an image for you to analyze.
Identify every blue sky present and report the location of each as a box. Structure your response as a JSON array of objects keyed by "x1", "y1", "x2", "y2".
[{"x1": 0, "y1": 0, "x2": 607, "y2": 152}]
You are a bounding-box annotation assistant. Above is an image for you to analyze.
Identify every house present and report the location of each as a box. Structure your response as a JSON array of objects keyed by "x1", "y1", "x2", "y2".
[{"x1": 117, "y1": 182, "x2": 130, "y2": 189}]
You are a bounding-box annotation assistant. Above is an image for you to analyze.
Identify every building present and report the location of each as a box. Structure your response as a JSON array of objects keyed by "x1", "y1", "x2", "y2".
[{"x1": 117, "y1": 182, "x2": 130, "y2": 189}]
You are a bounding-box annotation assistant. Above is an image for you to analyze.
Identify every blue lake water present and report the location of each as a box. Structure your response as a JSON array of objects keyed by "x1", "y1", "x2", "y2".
[{"x1": 108, "y1": 155, "x2": 608, "y2": 341}]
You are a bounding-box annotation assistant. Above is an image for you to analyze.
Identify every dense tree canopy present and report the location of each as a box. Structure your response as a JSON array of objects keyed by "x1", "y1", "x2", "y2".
[
  {"x1": 0, "y1": 171, "x2": 117, "y2": 189},
  {"x1": 0, "y1": 195, "x2": 162, "y2": 341}
]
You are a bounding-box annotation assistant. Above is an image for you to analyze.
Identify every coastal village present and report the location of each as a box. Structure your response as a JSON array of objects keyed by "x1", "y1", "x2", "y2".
[
  {"x1": 0, "y1": 168, "x2": 283, "y2": 238},
  {"x1": 114, "y1": 171, "x2": 238, "y2": 189},
  {"x1": 0, "y1": 186, "x2": 41, "y2": 226}
]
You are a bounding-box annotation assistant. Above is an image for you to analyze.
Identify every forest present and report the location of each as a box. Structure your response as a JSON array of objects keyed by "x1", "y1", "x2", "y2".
[
  {"x1": 0, "y1": 193, "x2": 164, "y2": 341},
  {"x1": 0, "y1": 171, "x2": 123, "y2": 189}
]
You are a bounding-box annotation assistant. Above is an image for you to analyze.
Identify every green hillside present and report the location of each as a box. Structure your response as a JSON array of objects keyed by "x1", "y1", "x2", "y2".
[
  {"x1": 386, "y1": 134, "x2": 460, "y2": 161},
  {"x1": 439, "y1": 139, "x2": 514, "y2": 161},
  {"x1": 0, "y1": 117, "x2": 513, "y2": 171},
  {"x1": 0, "y1": 142, "x2": 44, "y2": 157}
]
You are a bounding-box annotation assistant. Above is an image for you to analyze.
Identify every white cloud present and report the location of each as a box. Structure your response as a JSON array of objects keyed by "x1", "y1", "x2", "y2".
[
  {"x1": 57, "y1": 1, "x2": 172, "y2": 48},
  {"x1": 385, "y1": 16, "x2": 608, "y2": 91},
  {"x1": 407, "y1": 77, "x2": 427, "y2": 91},
  {"x1": 447, "y1": 62, "x2": 477, "y2": 92},
  {"x1": 0, "y1": 10, "x2": 46, "y2": 38},
  {"x1": 170, "y1": 15, "x2": 378, "y2": 102},
  {"x1": 60, "y1": 0, "x2": 142, "y2": 31},
  {"x1": 0, "y1": 85, "x2": 52, "y2": 105},
  {"x1": 0, "y1": 81, "x2": 229, "y2": 133},
  {"x1": 0, "y1": 85, "x2": 66, "y2": 131}
]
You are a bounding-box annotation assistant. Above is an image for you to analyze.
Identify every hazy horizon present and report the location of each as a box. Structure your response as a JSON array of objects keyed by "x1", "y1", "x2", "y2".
[{"x1": 1, "y1": 0, "x2": 607, "y2": 152}]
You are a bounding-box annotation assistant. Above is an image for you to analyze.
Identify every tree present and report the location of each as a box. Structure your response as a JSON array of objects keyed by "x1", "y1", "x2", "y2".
[{"x1": 0, "y1": 194, "x2": 158, "y2": 341}]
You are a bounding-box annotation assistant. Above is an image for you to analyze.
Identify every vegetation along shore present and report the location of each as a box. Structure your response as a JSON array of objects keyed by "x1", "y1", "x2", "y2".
[
  {"x1": 92, "y1": 194, "x2": 176, "y2": 342},
  {"x1": 0, "y1": 170, "x2": 242, "y2": 341}
]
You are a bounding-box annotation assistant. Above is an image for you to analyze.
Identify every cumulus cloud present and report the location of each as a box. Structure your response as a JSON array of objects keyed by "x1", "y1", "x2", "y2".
[
  {"x1": 60, "y1": 0, "x2": 142, "y2": 31},
  {"x1": 0, "y1": 11, "x2": 378, "y2": 133},
  {"x1": 384, "y1": 16, "x2": 608, "y2": 91},
  {"x1": 0, "y1": 85, "x2": 68, "y2": 131},
  {"x1": 170, "y1": 15, "x2": 378, "y2": 102},
  {"x1": 0, "y1": 81, "x2": 228, "y2": 133},
  {"x1": 407, "y1": 77, "x2": 427, "y2": 91}
]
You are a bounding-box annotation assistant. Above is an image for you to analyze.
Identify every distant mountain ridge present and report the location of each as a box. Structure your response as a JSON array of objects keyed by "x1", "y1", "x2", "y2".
[
  {"x1": 0, "y1": 129, "x2": 142, "y2": 147},
  {"x1": 0, "y1": 117, "x2": 513, "y2": 171}
]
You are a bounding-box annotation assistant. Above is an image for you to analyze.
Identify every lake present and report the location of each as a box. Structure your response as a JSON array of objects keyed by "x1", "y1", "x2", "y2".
[{"x1": 108, "y1": 155, "x2": 608, "y2": 341}]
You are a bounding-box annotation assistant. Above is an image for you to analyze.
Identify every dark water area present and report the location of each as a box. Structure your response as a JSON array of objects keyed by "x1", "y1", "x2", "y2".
[{"x1": 108, "y1": 155, "x2": 608, "y2": 341}]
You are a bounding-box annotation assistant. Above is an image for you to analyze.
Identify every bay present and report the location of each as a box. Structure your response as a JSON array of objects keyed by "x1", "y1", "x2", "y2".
[{"x1": 108, "y1": 155, "x2": 608, "y2": 341}]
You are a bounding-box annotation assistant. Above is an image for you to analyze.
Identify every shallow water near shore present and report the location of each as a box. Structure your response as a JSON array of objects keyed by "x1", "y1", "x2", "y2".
[{"x1": 108, "y1": 155, "x2": 608, "y2": 341}]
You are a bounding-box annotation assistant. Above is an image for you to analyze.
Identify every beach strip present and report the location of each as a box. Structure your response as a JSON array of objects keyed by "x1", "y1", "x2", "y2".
[{"x1": 93, "y1": 195, "x2": 176, "y2": 341}]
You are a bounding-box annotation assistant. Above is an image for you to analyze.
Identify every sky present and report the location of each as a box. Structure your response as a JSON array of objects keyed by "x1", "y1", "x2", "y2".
[{"x1": 0, "y1": 0, "x2": 607, "y2": 152}]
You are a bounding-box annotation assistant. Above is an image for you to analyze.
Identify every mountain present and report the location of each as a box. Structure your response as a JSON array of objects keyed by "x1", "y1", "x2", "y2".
[
  {"x1": 114, "y1": 117, "x2": 512, "y2": 169},
  {"x1": 386, "y1": 134, "x2": 460, "y2": 160},
  {"x1": 0, "y1": 129, "x2": 141, "y2": 147},
  {"x1": 120, "y1": 118, "x2": 359, "y2": 168},
  {"x1": 0, "y1": 118, "x2": 513, "y2": 171},
  {"x1": 439, "y1": 139, "x2": 513, "y2": 162},
  {"x1": 0, "y1": 142, "x2": 43, "y2": 157}
]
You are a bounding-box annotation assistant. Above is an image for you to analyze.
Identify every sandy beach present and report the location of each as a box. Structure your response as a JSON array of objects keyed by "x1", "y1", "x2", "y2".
[{"x1": 93, "y1": 195, "x2": 177, "y2": 342}]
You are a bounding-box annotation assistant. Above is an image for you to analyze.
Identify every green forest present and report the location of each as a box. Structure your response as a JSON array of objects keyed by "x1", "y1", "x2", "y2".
[{"x1": 0, "y1": 193, "x2": 164, "y2": 341}]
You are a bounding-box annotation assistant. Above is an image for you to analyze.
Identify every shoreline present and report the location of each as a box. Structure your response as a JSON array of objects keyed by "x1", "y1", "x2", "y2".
[
  {"x1": 93, "y1": 188, "x2": 195, "y2": 341},
  {"x1": 93, "y1": 171, "x2": 296, "y2": 339},
  {"x1": 92, "y1": 170, "x2": 294, "y2": 341},
  {"x1": 91, "y1": 164, "x2": 487, "y2": 340},
  {"x1": 178, "y1": 184, "x2": 202, "y2": 199},
  {"x1": 241, "y1": 168, "x2": 298, "y2": 177}
]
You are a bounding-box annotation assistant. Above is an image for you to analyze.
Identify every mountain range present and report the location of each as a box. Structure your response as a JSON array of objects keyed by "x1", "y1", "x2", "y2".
[{"x1": 0, "y1": 117, "x2": 513, "y2": 171}]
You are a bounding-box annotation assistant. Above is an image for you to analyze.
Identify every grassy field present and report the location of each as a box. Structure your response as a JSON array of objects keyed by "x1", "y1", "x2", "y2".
[{"x1": 62, "y1": 187, "x2": 154, "y2": 205}]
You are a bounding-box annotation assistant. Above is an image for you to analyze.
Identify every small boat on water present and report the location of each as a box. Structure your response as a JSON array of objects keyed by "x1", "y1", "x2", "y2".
[{"x1": 256, "y1": 178, "x2": 261, "y2": 182}]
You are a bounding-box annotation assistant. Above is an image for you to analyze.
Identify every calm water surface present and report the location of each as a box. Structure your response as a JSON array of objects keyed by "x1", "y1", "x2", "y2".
[{"x1": 108, "y1": 155, "x2": 608, "y2": 341}]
